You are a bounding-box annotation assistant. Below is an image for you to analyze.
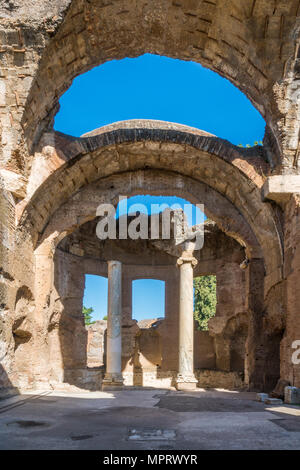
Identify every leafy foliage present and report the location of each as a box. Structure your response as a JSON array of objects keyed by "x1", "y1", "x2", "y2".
[
  {"x1": 83, "y1": 306, "x2": 95, "y2": 325},
  {"x1": 193, "y1": 275, "x2": 217, "y2": 331},
  {"x1": 238, "y1": 140, "x2": 263, "y2": 147}
]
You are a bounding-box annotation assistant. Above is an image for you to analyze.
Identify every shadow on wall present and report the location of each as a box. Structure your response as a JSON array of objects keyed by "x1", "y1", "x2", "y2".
[
  {"x1": 12, "y1": 286, "x2": 35, "y2": 387},
  {"x1": 0, "y1": 285, "x2": 35, "y2": 398},
  {"x1": 89, "y1": 319, "x2": 221, "y2": 388},
  {"x1": 0, "y1": 364, "x2": 19, "y2": 399},
  {"x1": 48, "y1": 251, "x2": 94, "y2": 390},
  {"x1": 130, "y1": 323, "x2": 163, "y2": 387}
]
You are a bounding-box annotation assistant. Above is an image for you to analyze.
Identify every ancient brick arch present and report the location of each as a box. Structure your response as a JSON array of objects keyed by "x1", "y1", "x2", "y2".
[
  {"x1": 4, "y1": 0, "x2": 297, "y2": 170},
  {"x1": 36, "y1": 169, "x2": 260, "y2": 257},
  {"x1": 0, "y1": 117, "x2": 286, "y2": 394},
  {"x1": 10, "y1": 120, "x2": 280, "y2": 392},
  {"x1": 18, "y1": 121, "x2": 282, "y2": 287}
]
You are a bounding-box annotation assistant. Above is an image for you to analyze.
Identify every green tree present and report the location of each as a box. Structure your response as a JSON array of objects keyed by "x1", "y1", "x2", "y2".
[
  {"x1": 82, "y1": 306, "x2": 95, "y2": 325},
  {"x1": 193, "y1": 275, "x2": 217, "y2": 331},
  {"x1": 238, "y1": 140, "x2": 263, "y2": 147}
]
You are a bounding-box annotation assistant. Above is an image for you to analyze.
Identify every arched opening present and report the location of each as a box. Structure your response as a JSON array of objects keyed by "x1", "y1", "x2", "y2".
[
  {"x1": 54, "y1": 54, "x2": 265, "y2": 147},
  {"x1": 16, "y1": 114, "x2": 283, "y2": 391},
  {"x1": 11, "y1": 26, "x2": 284, "y2": 391},
  {"x1": 25, "y1": 153, "x2": 282, "y2": 392},
  {"x1": 83, "y1": 275, "x2": 108, "y2": 369},
  {"x1": 20, "y1": 0, "x2": 292, "y2": 170}
]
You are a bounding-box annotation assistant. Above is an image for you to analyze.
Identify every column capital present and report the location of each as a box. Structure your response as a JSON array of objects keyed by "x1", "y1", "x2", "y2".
[
  {"x1": 107, "y1": 259, "x2": 122, "y2": 267},
  {"x1": 177, "y1": 255, "x2": 198, "y2": 268}
]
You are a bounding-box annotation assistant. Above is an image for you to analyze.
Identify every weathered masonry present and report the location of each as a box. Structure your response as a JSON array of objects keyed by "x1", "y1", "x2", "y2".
[
  {"x1": 58, "y1": 217, "x2": 247, "y2": 391},
  {"x1": 0, "y1": 1, "x2": 300, "y2": 398}
]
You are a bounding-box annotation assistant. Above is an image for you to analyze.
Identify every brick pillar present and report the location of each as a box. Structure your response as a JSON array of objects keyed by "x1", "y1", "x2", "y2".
[
  {"x1": 281, "y1": 195, "x2": 300, "y2": 387},
  {"x1": 244, "y1": 258, "x2": 276, "y2": 391}
]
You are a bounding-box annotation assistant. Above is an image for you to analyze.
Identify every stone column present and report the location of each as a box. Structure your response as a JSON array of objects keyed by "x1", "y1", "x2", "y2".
[
  {"x1": 103, "y1": 260, "x2": 123, "y2": 389},
  {"x1": 176, "y1": 255, "x2": 198, "y2": 391}
]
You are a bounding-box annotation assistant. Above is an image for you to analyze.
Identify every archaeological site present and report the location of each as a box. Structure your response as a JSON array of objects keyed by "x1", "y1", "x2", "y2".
[{"x1": 1, "y1": 0, "x2": 300, "y2": 452}]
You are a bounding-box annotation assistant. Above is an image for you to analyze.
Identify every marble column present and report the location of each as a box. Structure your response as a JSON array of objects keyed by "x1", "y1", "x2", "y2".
[
  {"x1": 176, "y1": 255, "x2": 198, "y2": 391},
  {"x1": 103, "y1": 260, "x2": 123, "y2": 389}
]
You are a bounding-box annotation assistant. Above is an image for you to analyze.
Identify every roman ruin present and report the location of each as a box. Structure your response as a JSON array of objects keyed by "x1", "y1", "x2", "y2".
[{"x1": 1, "y1": 0, "x2": 300, "y2": 402}]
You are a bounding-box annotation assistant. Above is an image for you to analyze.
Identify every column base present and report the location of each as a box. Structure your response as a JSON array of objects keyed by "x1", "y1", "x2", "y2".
[
  {"x1": 175, "y1": 373, "x2": 198, "y2": 391},
  {"x1": 285, "y1": 386, "x2": 300, "y2": 404},
  {"x1": 102, "y1": 373, "x2": 124, "y2": 391}
]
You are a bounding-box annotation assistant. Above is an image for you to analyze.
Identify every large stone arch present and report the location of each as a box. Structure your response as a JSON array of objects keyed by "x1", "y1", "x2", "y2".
[
  {"x1": 37, "y1": 169, "x2": 260, "y2": 255},
  {"x1": 12, "y1": 121, "x2": 282, "y2": 393},
  {"x1": 5, "y1": 0, "x2": 296, "y2": 170},
  {"x1": 28, "y1": 164, "x2": 282, "y2": 392},
  {"x1": 2, "y1": 114, "x2": 287, "y2": 393},
  {"x1": 18, "y1": 121, "x2": 283, "y2": 291}
]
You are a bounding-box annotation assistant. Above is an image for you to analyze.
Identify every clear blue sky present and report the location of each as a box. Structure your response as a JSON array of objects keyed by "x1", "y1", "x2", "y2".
[
  {"x1": 116, "y1": 195, "x2": 205, "y2": 226},
  {"x1": 84, "y1": 276, "x2": 165, "y2": 322},
  {"x1": 132, "y1": 279, "x2": 165, "y2": 321},
  {"x1": 55, "y1": 53, "x2": 264, "y2": 321}
]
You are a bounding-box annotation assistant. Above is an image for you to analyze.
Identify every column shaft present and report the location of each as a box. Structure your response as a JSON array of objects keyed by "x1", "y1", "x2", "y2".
[
  {"x1": 176, "y1": 256, "x2": 198, "y2": 390},
  {"x1": 103, "y1": 260, "x2": 123, "y2": 388},
  {"x1": 178, "y1": 262, "x2": 194, "y2": 375}
]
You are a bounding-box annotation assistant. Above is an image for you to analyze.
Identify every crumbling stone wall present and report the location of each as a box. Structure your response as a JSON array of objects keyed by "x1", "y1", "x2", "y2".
[
  {"x1": 0, "y1": 179, "x2": 36, "y2": 394},
  {"x1": 86, "y1": 318, "x2": 216, "y2": 371},
  {"x1": 209, "y1": 262, "x2": 247, "y2": 373},
  {"x1": 86, "y1": 320, "x2": 107, "y2": 367},
  {"x1": 19, "y1": 126, "x2": 279, "y2": 274},
  {"x1": 281, "y1": 195, "x2": 300, "y2": 387},
  {"x1": 0, "y1": 181, "x2": 16, "y2": 394}
]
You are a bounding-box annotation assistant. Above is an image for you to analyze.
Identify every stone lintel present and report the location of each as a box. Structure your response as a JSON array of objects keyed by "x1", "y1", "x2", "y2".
[{"x1": 262, "y1": 175, "x2": 300, "y2": 204}]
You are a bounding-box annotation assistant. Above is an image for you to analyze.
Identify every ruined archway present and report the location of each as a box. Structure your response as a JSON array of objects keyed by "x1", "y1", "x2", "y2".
[
  {"x1": 19, "y1": 121, "x2": 283, "y2": 280},
  {"x1": 9, "y1": 120, "x2": 283, "y2": 392},
  {"x1": 49, "y1": 216, "x2": 249, "y2": 390},
  {"x1": 1, "y1": 0, "x2": 300, "y2": 403}
]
